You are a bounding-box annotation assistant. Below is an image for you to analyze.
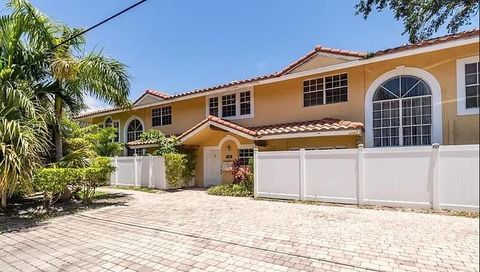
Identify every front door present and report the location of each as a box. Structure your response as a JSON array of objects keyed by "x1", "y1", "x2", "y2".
[{"x1": 204, "y1": 148, "x2": 222, "y2": 187}]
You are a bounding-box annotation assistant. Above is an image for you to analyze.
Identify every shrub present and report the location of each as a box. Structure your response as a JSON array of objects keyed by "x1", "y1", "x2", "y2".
[
  {"x1": 231, "y1": 159, "x2": 252, "y2": 184},
  {"x1": 34, "y1": 168, "x2": 78, "y2": 209},
  {"x1": 207, "y1": 183, "x2": 253, "y2": 197},
  {"x1": 77, "y1": 167, "x2": 105, "y2": 204},
  {"x1": 35, "y1": 158, "x2": 115, "y2": 207},
  {"x1": 164, "y1": 153, "x2": 189, "y2": 188},
  {"x1": 74, "y1": 158, "x2": 115, "y2": 204}
]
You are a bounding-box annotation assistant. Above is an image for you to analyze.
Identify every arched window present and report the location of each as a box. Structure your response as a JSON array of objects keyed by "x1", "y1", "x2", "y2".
[
  {"x1": 105, "y1": 117, "x2": 113, "y2": 128},
  {"x1": 126, "y1": 119, "x2": 143, "y2": 142},
  {"x1": 372, "y1": 76, "x2": 432, "y2": 147}
]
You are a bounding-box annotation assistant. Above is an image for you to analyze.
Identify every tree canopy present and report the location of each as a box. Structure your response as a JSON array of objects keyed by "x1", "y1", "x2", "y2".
[{"x1": 356, "y1": 0, "x2": 479, "y2": 43}]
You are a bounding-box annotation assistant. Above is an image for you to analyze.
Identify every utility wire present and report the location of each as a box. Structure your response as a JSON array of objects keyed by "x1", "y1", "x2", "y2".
[{"x1": 51, "y1": 0, "x2": 149, "y2": 50}]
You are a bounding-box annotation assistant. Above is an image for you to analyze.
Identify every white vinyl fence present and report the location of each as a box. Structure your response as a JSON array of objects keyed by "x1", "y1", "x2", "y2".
[
  {"x1": 254, "y1": 144, "x2": 479, "y2": 211},
  {"x1": 110, "y1": 156, "x2": 193, "y2": 190}
]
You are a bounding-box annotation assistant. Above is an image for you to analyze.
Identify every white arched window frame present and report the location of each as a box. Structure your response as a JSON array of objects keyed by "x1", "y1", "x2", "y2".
[
  {"x1": 365, "y1": 67, "x2": 443, "y2": 147},
  {"x1": 123, "y1": 116, "x2": 145, "y2": 143},
  {"x1": 104, "y1": 116, "x2": 120, "y2": 142}
]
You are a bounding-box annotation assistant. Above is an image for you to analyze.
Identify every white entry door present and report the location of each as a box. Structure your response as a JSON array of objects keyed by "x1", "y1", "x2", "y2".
[{"x1": 204, "y1": 148, "x2": 222, "y2": 187}]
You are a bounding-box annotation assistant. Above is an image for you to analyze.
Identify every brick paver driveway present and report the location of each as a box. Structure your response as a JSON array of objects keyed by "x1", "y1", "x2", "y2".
[{"x1": 1, "y1": 188, "x2": 478, "y2": 272}]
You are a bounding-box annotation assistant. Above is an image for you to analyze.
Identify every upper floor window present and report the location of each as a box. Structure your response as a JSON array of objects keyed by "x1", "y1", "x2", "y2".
[
  {"x1": 240, "y1": 91, "x2": 251, "y2": 115},
  {"x1": 457, "y1": 56, "x2": 480, "y2": 115},
  {"x1": 113, "y1": 121, "x2": 120, "y2": 142},
  {"x1": 207, "y1": 89, "x2": 253, "y2": 119},
  {"x1": 152, "y1": 106, "x2": 172, "y2": 126},
  {"x1": 304, "y1": 73, "x2": 348, "y2": 107},
  {"x1": 209, "y1": 97, "x2": 219, "y2": 116},
  {"x1": 222, "y1": 94, "x2": 236, "y2": 117},
  {"x1": 372, "y1": 76, "x2": 432, "y2": 147},
  {"x1": 105, "y1": 117, "x2": 113, "y2": 127},
  {"x1": 104, "y1": 117, "x2": 120, "y2": 142},
  {"x1": 127, "y1": 119, "x2": 143, "y2": 142}
]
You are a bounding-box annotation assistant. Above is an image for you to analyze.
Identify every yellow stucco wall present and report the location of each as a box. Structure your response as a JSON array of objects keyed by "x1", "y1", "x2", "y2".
[
  {"x1": 89, "y1": 43, "x2": 479, "y2": 146},
  {"x1": 85, "y1": 43, "x2": 479, "y2": 186}
]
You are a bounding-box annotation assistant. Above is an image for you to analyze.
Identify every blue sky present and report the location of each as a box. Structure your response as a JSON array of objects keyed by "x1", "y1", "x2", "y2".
[{"x1": 30, "y1": 0, "x2": 479, "y2": 111}]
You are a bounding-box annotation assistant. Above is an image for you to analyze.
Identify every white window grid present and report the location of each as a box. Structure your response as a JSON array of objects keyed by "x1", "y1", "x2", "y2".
[
  {"x1": 465, "y1": 62, "x2": 479, "y2": 109},
  {"x1": 127, "y1": 148, "x2": 145, "y2": 156},
  {"x1": 240, "y1": 91, "x2": 251, "y2": 115},
  {"x1": 238, "y1": 148, "x2": 254, "y2": 165},
  {"x1": 209, "y1": 97, "x2": 219, "y2": 116},
  {"x1": 373, "y1": 95, "x2": 432, "y2": 147},
  {"x1": 222, "y1": 94, "x2": 236, "y2": 117},
  {"x1": 303, "y1": 73, "x2": 348, "y2": 107},
  {"x1": 127, "y1": 120, "x2": 143, "y2": 142},
  {"x1": 152, "y1": 106, "x2": 172, "y2": 126}
]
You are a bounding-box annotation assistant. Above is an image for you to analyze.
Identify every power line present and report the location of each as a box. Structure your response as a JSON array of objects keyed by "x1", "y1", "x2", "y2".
[{"x1": 51, "y1": 0, "x2": 149, "y2": 50}]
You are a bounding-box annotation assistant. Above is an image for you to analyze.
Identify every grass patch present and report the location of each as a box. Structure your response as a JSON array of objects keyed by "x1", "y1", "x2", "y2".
[
  {"x1": 207, "y1": 183, "x2": 253, "y2": 197},
  {"x1": 111, "y1": 185, "x2": 160, "y2": 193},
  {"x1": 255, "y1": 197, "x2": 479, "y2": 218}
]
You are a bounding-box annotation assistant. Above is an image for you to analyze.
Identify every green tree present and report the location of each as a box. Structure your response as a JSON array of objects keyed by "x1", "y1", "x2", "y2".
[
  {"x1": 7, "y1": 0, "x2": 131, "y2": 161},
  {"x1": 139, "y1": 129, "x2": 178, "y2": 156},
  {"x1": 356, "y1": 0, "x2": 479, "y2": 43},
  {"x1": 0, "y1": 7, "x2": 52, "y2": 209},
  {"x1": 60, "y1": 119, "x2": 123, "y2": 167}
]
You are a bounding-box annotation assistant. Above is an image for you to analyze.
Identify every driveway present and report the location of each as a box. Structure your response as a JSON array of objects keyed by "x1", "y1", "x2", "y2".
[{"x1": 1, "y1": 188, "x2": 478, "y2": 272}]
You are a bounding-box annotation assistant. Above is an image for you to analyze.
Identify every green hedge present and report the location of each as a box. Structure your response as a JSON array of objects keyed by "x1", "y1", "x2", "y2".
[
  {"x1": 34, "y1": 158, "x2": 115, "y2": 207},
  {"x1": 206, "y1": 182, "x2": 253, "y2": 197},
  {"x1": 164, "y1": 153, "x2": 195, "y2": 188}
]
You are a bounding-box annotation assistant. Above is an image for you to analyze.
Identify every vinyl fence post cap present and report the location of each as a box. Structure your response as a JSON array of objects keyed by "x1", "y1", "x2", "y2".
[{"x1": 432, "y1": 143, "x2": 440, "y2": 149}]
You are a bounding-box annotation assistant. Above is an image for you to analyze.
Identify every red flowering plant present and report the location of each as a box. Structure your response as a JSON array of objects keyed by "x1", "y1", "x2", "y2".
[{"x1": 231, "y1": 159, "x2": 252, "y2": 184}]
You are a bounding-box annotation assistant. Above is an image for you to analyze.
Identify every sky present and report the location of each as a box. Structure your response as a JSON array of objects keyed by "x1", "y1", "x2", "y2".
[{"x1": 28, "y1": 0, "x2": 479, "y2": 112}]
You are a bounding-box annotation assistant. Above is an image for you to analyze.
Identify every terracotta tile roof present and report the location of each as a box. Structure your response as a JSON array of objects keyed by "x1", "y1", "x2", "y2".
[
  {"x1": 374, "y1": 29, "x2": 479, "y2": 56},
  {"x1": 145, "y1": 89, "x2": 170, "y2": 99},
  {"x1": 208, "y1": 115, "x2": 258, "y2": 136},
  {"x1": 251, "y1": 118, "x2": 364, "y2": 136},
  {"x1": 178, "y1": 116, "x2": 363, "y2": 141},
  {"x1": 76, "y1": 89, "x2": 170, "y2": 119},
  {"x1": 76, "y1": 106, "x2": 122, "y2": 119},
  {"x1": 76, "y1": 29, "x2": 478, "y2": 119},
  {"x1": 126, "y1": 134, "x2": 180, "y2": 147},
  {"x1": 178, "y1": 115, "x2": 257, "y2": 140},
  {"x1": 127, "y1": 139, "x2": 158, "y2": 146}
]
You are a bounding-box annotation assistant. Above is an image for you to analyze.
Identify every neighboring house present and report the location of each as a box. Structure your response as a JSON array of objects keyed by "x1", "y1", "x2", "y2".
[{"x1": 76, "y1": 29, "x2": 480, "y2": 187}]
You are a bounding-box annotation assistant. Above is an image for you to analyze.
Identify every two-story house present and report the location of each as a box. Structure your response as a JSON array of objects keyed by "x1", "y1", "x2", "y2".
[{"x1": 76, "y1": 29, "x2": 480, "y2": 187}]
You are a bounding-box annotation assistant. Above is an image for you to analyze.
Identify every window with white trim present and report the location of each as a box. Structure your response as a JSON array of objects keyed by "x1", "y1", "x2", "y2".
[
  {"x1": 240, "y1": 91, "x2": 251, "y2": 115},
  {"x1": 104, "y1": 118, "x2": 120, "y2": 142},
  {"x1": 127, "y1": 148, "x2": 145, "y2": 156},
  {"x1": 113, "y1": 121, "x2": 120, "y2": 142},
  {"x1": 209, "y1": 97, "x2": 219, "y2": 116},
  {"x1": 105, "y1": 117, "x2": 113, "y2": 127},
  {"x1": 464, "y1": 62, "x2": 479, "y2": 109},
  {"x1": 207, "y1": 89, "x2": 253, "y2": 119},
  {"x1": 222, "y1": 94, "x2": 236, "y2": 117},
  {"x1": 126, "y1": 119, "x2": 143, "y2": 143},
  {"x1": 238, "y1": 148, "x2": 254, "y2": 165},
  {"x1": 457, "y1": 56, "x2": 480, "y2": 115},
  {"x1": 372, "y1": 76, "x2": 432, "y2": 147},
  {"x1": 304, "y1": 73, "x2": 348, "y2": 107},
  {"x1": 152, "y1": 106, "x2": 172, "y2": 126}
]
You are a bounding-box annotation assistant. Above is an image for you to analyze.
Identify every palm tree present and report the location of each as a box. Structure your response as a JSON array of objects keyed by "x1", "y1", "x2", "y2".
[
  {"x1": 0, "y1": 88, "x2": 51, "y2": 209},
  {"x1": 0, "y1": 3, "x2": 53, "y2": 209},
  {"x1": 9, "y1": 0, "x2": 131, "y2": 161},
  {"x1": 0, "y1": 0, "x2": 131, "y2": 208}
]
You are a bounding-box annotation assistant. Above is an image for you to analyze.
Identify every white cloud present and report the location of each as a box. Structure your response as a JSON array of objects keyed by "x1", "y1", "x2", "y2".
[{"x1": 80, "y1": 95, "x2": 108, "y2": 114}]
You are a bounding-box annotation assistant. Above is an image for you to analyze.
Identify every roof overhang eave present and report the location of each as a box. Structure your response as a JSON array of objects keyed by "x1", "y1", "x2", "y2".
[{"x1": 256, "y1": 129, "x2": 363, "y2": 140}]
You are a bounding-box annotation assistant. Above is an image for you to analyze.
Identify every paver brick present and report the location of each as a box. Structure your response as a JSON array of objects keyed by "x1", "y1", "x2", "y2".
[{"x1": 1, "y1": 188, "x2": 478, "y2": 271}]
